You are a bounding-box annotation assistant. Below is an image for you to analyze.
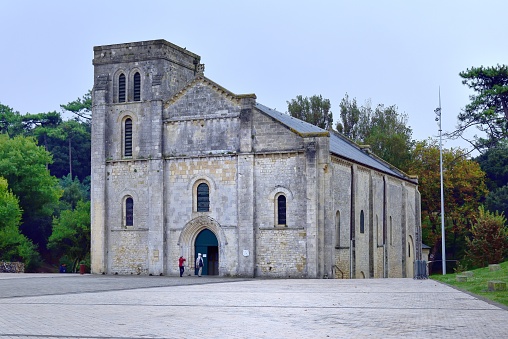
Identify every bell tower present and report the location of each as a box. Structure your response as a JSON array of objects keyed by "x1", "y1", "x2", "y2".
[{"x1": 90, "y1": 40, "x2": 201, "y2": 274}]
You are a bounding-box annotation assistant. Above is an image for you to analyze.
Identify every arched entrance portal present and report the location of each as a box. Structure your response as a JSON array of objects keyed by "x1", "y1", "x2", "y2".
[{"x1": 195, "y1": 229, "x2": 219, "y2": 275}]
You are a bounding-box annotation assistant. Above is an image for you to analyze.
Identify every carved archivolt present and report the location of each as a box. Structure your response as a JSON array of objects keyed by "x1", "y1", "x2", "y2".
[{"x1": 178, "y1": 216, "x2": 228, "y2": 246}]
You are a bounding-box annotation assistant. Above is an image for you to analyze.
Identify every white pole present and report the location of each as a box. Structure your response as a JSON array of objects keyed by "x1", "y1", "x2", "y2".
[{"x1": 435, "y1": 89, "x2": 446, "y2": 275}]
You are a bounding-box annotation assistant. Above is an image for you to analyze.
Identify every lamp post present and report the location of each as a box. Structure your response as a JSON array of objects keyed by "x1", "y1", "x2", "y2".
[{"x1": 434, "y1": 91, "x2": 446, "y2": 275}]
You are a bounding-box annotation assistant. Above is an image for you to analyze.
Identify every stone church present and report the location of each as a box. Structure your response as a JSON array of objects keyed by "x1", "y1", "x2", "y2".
[{"x1": 91, "y1": 39, "x2": 422, "y2": 279}]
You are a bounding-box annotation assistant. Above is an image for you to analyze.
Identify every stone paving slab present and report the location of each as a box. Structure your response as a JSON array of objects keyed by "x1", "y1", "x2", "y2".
[{"x1": 0, "y1": 274, "x2": 507, "y2": 338}]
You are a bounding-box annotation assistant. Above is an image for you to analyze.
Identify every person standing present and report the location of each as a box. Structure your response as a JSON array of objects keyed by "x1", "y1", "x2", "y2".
[
  {"x1": 196, "y1": 253, "x2": 204, "y2": 277},
  {"x1": 178, "y1": 256, "x2": 186, "y2": 277}
]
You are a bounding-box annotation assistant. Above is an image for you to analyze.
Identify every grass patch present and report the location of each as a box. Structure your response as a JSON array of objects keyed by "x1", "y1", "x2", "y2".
[{"x1": 431, "y1": 261, "x2": 508, "y2": 307}]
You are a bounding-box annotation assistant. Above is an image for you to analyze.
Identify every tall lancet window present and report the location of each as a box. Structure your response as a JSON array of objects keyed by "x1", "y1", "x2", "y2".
[
  {"x1": 126, "y1": 197, "x2": 134, "y2": 227},
  {"x1": 119, "y1": 73, "x2": 126, "y2": 103},
  {"x1": 277, "y1": 195, "x2": 287, "y2": 226},
  {"x1": 133, "y1": 72, "x2": 141, "y2": 101},
  {"x1": 197, "y1": 183, "x2": 210, "y2": 212},
  {"x1": 124, "y1": 118, "x2": 132, "y2": 157}
]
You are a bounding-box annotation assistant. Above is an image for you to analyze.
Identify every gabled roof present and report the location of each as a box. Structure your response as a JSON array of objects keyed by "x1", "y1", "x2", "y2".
[
  {"x1": 165, "y1": 75, "x2": 256, "y2": 108},
  {"x1": 255, "y1": 103, "x2": 416, "y2": 183}
]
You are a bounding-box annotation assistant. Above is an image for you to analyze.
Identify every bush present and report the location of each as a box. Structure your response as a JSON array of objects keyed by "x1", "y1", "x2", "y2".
[{"x1": 465, "y1": 206, "x2": 508, "y2": 267}]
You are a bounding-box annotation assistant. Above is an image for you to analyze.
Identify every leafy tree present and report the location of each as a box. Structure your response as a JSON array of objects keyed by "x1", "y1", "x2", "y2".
[
  {"x1": 485, "y1": 185, "x2": 508, "y2": 220},
  {"x1": 0, "y1": 103, "x2": 24, "y2": 136},
  {"x1": 335, "y1": 94, "x2": 368, "y2": 141},
  {"x1": 336, "y1": 94, "x2": 413, "y2": 171},
  {"x1": 48, "y1": 200, "x2": 91, "y2": 272},
  {"x1": 474, "y1": 141, "x2": 508, "y2": 191},
  {"x1": 465, "y1": 206, "x2": 508, "y2": 266},
  {"x1": 406, "y1": 140, "x2": 488, "y2": 260},
  {"x1": 0, "y1": 134, "x2": 61, "y2": 250},
  {"x1": 0, "y1": 177, "x2": 39, "y2": 268},
  {"x1": 287, "y1": 94, "x2": 333, "y2": 129},
  {"x1": 363, "y1": 104, "x2": 413, "y2": 171},
  {"x1": 61, "y1": 90, "x2": 92, "y2": 123},
  {"x1": 453, "y1": 64, "x2": 508, "y2": 149},
  {"x1": 59, "y1": 174, "x2": 90, "y2": 210},
  {"x1": 48, "y1": 119, "x2": 91, "y2": 180}
]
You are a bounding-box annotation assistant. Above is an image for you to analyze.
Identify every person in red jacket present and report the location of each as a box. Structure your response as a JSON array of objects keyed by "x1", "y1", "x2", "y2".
[{"x1": 178, "y1": 256, "x2": 186, "y2": 277}]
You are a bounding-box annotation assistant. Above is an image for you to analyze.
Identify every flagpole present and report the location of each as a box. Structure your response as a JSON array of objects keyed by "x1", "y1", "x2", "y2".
[{"x1": 435, "y1": 88, "x2": 446, "y2": 275}]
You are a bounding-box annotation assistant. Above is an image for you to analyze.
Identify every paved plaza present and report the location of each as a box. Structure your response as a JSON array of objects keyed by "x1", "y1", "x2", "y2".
[{"x1": 0, "y1": 273, "x2": 507, "y2": 338}]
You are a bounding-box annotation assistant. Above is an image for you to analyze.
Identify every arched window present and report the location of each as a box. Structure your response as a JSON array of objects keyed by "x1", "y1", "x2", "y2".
[
  {"x1": 118, "y1": 74, "x2": 126, "y2": 103},
  {"x1": 124, "y1": 118, "x2": 132, "y2": 157},
  {"x1": 335, "y1": 211, "x2": 340, "y2": 247},
  {"x1": 360, "y1": 210, "x2": 365, "y2": 234},
  {"x1": 126, "y1": 197, "x2": 133, "y2": 227},
  {"x1": 133, "y1": 72, "x2": 141, "y2": 101},
  {"x1": 277, "y1": 195, "x2": 286, "y2": 226},
  {"x1": 197, "y1": 183, "x2": 210, "y2": 212}
]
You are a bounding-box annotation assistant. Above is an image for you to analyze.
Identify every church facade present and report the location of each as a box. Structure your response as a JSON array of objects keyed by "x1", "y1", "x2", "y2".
[{"x1": 91, "y1": 39, "x2": 422, "y2": 279}]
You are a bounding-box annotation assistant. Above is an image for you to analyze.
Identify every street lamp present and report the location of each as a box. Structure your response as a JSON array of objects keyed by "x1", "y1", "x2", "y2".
[{"x1": 434, "y1": 91, "x2": 446, "y2": 275}]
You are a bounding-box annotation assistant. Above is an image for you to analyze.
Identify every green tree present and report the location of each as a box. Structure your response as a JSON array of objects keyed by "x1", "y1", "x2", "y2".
[
  {"x1": 454, "y1": 64, "x2": 508, "y2": 149},
  {"x1": 474, "y1": 141, "x2": 508, "y2": 191},
  {"x1": 485, "y1": 185, "x2": 508, "y2": 220},
  {"x1": 287, "y1": 94, "x2": 333, "y2": 129},
  {"x1": 0, "y1": 177, "x2": 39, "y2": 268},
  {"x1": 59, "y1": 174, "x2": 90, "y2": 210},
  {"x1": 0, "y1": 134, "x2": 61, "y2": 251},
  {"x1": 363, "y1": 104, "x2": 413, "y2": 171},
  {"x1": 465, "y1": 206, "x2": 508, "y2": 267},
  {"x1": 48, "y1": 200, "x2": 91, "y2": 272},
  {"x1": 49, "y1": 120, "x2": 90, "y2": 180},
  {"x1": 60, "y1": 90, "x2": 92, "y2": 122},
  {"x1": 336, "y1": 94, "x2": 413, "y2": 171},
  {"x1": 0, "y1": 103, "x2": 24, "y2": 136},
  {"x1": 406, "y1": 140, "x2": 488, "y2": 260},
  {"x1": 335, "y1": 93, "x2": 367, "y2": 141}
]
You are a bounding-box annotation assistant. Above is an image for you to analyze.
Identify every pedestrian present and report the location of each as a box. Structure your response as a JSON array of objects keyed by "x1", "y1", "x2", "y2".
[
  {"x1": 196, "y1": 253, "x2": 203, "y2": 277},
  {"x1": 178, "y1": 256, "x2": 186, "y2": 277}
]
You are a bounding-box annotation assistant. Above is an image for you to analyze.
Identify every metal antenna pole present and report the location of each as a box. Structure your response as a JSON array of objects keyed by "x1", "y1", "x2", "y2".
[{"x1": 435, "y1": 88, "x2": 446, "y2": 275}]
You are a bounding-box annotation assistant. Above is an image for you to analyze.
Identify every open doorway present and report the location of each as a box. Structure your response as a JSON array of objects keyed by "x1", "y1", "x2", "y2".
[{"x1": 195, "y1": 229, "x2": 219, "y2": 276}]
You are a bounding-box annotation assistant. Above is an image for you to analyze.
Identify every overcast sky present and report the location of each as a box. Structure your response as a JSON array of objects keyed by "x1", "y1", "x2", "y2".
[{"x1": 2, "y1": 1, "x2": 506, "y2": 153}]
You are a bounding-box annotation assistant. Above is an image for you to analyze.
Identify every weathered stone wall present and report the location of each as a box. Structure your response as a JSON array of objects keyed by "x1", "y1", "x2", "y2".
[
  {"x1": 386, "y1": 177, "x2": 404, "y2": 277},
  {"x1": 372, "y1": 173, "x2": 385, "y2": 279},
  {"x1": 355, "y1": 166, "x2": 371, "y2": 278},
  {"x1": 253, "y1": 153, "x2": 308, "y2": 277},
  {"x1": 330, "y1": 158, "x2": 352, "y2": 278},
  {"x1": 109, "y1": 230, "x2": 149, "y2": 274},
  {"x1": 252, "y1": 110, "x2": 305, "y2": 153},
  {"x1": 256, "y1": 228, "x2": 307, "y2": 277},
  {"x1": 93, "y1": 39, "x2": 199, "y2": 103},
  {"x1": 165, "y1": 156, "x2": 239, "y2": 276},
  {"x1": 250, "y1": 107, "x2": 324, "y2": 278}
]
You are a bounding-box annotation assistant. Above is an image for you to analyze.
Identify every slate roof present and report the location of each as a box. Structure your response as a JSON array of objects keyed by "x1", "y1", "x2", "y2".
[{"x1": 255, "y1": 103, "x2": 415, "y2": 183}]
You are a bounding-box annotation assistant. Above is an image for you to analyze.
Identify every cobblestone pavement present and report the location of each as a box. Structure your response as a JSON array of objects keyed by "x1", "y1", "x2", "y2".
[{"x1": 0, "y1": 273, "x2": 507, "y2": 338}]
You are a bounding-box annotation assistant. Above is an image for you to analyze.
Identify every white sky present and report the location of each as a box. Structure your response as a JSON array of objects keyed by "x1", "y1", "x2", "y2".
[{"x1": 2, "y1": 0, "x2": 506, "y2": 153}]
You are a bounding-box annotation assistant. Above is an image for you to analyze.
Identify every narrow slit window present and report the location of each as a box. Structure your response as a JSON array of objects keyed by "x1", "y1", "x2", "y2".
[
  {"x1": 360, "y1": 210, "x2": 365, "y2": 234},
  {"x1": 277, "y1": 195, "x2": 286, "y2": 225},
  {"x1": 133, "y1": 72, "x2": 141, "y2": 101},
  {"x1": 124, "y1": 118, "x2": 132, "y2": 157},
  {"x1": 335, "y1": 211, "x2": 340, "y2": 247},
  {"x1": 126, "y1": 197, "x2": 133, "y2": 226},
  {"x1": 119, "y1": 74, "x2": 126, "y2": 103},
  {"x1": 197, "y1": 183, "x2": 209, "y2": 212}
]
